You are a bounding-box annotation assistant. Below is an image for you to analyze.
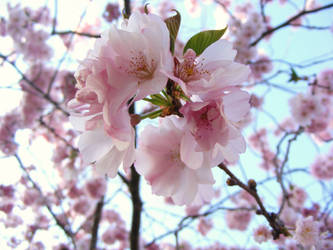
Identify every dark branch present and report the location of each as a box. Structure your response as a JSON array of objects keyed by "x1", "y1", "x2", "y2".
[
  {"x1": 251, "y1": 3, "x2": 333, "y2": 46},
  {"x1": 52, "y1": 30, "x2": 101, "y2": 38},
  {"x1": 14, "y1": 154, "x2": 76, "y2": 248},
  {"x1": 129, "y1": 167, "x2": 142, "y2": 250},
  {"x1": 89, "y1": 196, "x2": 104, "y2": 250},
  {"x1": 0, "y1": 54, "x2": 69, "y2": 116},
  {"x1": 218, "y1": 163, "x2": 290, "y2": 239},
  {"x1": 39, "y1": 116, "x2": 78, "y2": 152}
]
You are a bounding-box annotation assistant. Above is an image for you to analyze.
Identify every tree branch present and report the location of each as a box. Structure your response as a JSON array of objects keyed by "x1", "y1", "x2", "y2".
[
  {"x1": 251, "y1": 3, "x2": 333, "y2": 46},
  {"x1": 51, "y1": 30, "x2": 101, "y2": 38},
  {"x1": 14, "y1": 154, "x2": 76, "y2": 248},
  {"x1": 89, "y1": 196, "x2": 104, "y2": 250},
  {"x1": 218, "y1": 163, "x2": 290, "y2": 239},
  {"x1": 0, "y1": 54, "x2": 69, "y2": 116},
  {"x1": 122, "y1": 2, "x2": 143, "y2": 249}
]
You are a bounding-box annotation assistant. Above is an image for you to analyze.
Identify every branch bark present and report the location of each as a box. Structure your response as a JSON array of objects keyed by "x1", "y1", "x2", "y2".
[
  {"x1": 123, "y1": 2, "x2": 143, "y2": 249},
  {"x1": 218, "y1": 163, "x2": 290, "y2": 239},
  {"x1": 89, "y1": 196, "x2": 104, "y2": 250},
  {"x1": 250, "y1": 3, "x2": 333, "y2": 46},
  {"x1": 14, "y1": 154, "x2": 76, "y2": 248}
]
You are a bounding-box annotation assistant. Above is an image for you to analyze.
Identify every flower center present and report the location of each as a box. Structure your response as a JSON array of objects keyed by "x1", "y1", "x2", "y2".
[
  {"x1": 126, "y1": 51, "x2": 156, "y2": 80},
  {"x1": 175, "y1": 49, "x2": 210, "y2": 83}
]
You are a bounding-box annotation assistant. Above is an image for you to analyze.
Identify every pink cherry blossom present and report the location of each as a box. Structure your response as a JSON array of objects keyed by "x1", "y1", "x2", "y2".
[
  {"x1": 285, "y1": 241, "x2": 299, "y2": 250},
  {"x1": 250, "y1": 55, "x2": 273, "y2": 80},
  {"x1": 289, "y1": 92, "x2": 327, "y2": 127},
  {"x1": 295, "y1": 216, "x2": 320, "y2": 247},
  {"x1": 310, "y1": 150, "x2": 333, "y2": 180},
  {"x1": 91, "y1": 11, "x2": 173, "y2": 102},
  {"x1": 317, "y1": 69, "x2": 333, "y2": 95},
  {"x1": 103, "y1": 3, "x2": 120, "y2": 23},
  {"x1": 103, "y1": 209, "x2": 121, "y2": 223},
  {"x1": 158, "y1": 1, "x2": 176, "y2": 19},
  {"x1": 135, "y1": 117, "x2": 216, "y2": 205},
  {"x1": 69, "y1": 12, "x2": 173, "y2": 149},
  {"x1": 280, "y1": 205, "x2": 299, "y2": 227},
  {"x1": 85, "y1": 177, "x2": 107, "y2": 199},
  {"x1": 225, "y1": 210, "x2": 252, "y2": 231},
  {"x1": 0, "y1": 111, "x2": 21, "y2": 155},
  {"x1": 173, "y1": 40, "x2": 250, "y2": 97},
  {"x1": 289, "y1": 186, "x2": 307, "y2": 209},
  {"x1": 197, "y1": 217, "x2": 213, "y2": 236},
  {"x1": 67, "y1": 184, "x2": 84, "y2": 199},
  {"x1": 74, "y1": 119, "x2": 135, "y2": 177},
  {"x1": 249, "y1": 94, "x2": 263, "y2": 109},
  {"x1": 6, "y1": 4, "x2": 52, "y2": 61},
  {"x1": 73, "y1": 198, "x2": 91, "y2": 215},
  {"x1": 253, "y1": 225, "x2": 272, "y2": 243},
  {"x1": 22, "y1": 189, "x2": 43, "y2": 207},
  {"x1": 102, "y1": 227, "x2": 117, "y2": 245},
  {"x1": 180, "y1": 96, "x2": 249, "y2": 164},
  {"x1": 229, "y1": 8, "x2": 269, "y2": 64}
]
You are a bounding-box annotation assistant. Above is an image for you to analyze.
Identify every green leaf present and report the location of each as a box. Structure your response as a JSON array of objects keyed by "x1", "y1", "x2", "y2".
[
  {"x1": 288, "y1": 68, "x2": 300, "y2": 83},
  {"x1": 140, "y1": 109, "x2": 163, "y2": 120},
  {"x1": 143, "y1": 93, "x2": 170, "y2": 106},
  {"x1": 183, "y1": 27, "x2": 227, "y2": 55},
  {"x1": 164, "y1": 10, "x2": 181, "y2": 54}
]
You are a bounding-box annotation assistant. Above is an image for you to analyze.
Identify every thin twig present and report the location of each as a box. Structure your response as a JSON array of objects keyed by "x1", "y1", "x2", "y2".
[
  {"x1": 52, "y1": 30, "x2": 100, "y2": 38},
  {"x1": 251, "y1": 3, "x2": 333, "y2": 46},
  {"x1": 39, "y1": 116, "x2": 78, "y2": 152},
  {"x1": 14, "y1": 154, "x2": 77, "y2": 249},
  {"x1": 0, "y1": 54, "x2": 69, "y2": 116},
  {"x1": 274, "y1": 127, "x2": 304, "y2": 215},
  {"x1": 89, "y1": 196, "x2": 104, "y2": 250},
  {"x1": 218, "y1": 163, "x2": 290, "y2": 239}
]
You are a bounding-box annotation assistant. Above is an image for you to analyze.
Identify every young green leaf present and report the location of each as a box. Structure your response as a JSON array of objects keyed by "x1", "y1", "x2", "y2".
[
  {"x1": 143, "y1": 93, "x2": 170, "y2": 106},
  {"x1": 164, "y1": 10, "x2": 181, "y2": 54},
  {"x1": 183, "y1": 27, "x2": 227, "y2": 55},
  {"x1": 288, "y1": 68, "x2": 300, "y2": 83}
]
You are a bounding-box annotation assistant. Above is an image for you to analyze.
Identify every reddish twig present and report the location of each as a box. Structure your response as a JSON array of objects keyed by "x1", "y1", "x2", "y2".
[{"x1": 218, "y1": 163, "x2": 290, "y2": 239}]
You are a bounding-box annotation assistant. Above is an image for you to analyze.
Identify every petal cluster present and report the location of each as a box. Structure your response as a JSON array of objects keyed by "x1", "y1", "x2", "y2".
[
  {"x1": 69, "y1": 11, "x2": 250, "y2": 206},
  {"x1": 135, "y1": 40, "x2": 250, "y2": 205},
  {"x1": 69, "y1": 12, "x2": 173, "y2": 176},
  {"x1": 135, "y1": 117, "x2": 215, "y2": 205}
]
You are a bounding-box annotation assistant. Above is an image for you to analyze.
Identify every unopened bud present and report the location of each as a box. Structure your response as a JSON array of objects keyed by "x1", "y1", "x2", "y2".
[
  {"x1": 248, "y1": 179, "x2": 257, "y2": 190},
  {"x1": 226, "y1": 178, "x2": 237, "y2": 186},
  {"x1": 270, "y1": 212, "x2": 277, "y2": 220},
  {"x1": 130, "y1": 114, "x2": 141, "y2": 127},
  {"x1": 256, "y1": 209, "x2": 263, "y2": 215}
]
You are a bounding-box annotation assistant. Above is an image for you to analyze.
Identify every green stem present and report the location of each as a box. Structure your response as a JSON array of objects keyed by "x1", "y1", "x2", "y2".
[{"x1": 140, "y1": 109, "x2": 163, "y2": 120}]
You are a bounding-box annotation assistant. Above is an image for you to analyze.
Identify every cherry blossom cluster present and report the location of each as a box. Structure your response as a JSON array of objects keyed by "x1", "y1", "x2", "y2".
[
  {"x1": 1, "y1": 4, "x2": 52, "y2": 61},
  {"x1": 228, "y1": 4, "x2": 273, "y2": 80},
  {"x1": 250, "y1": 186, "x2": 333, "y2": 249},
  {"x1": 103, "y1": 3, "x2": 121, "y2": 23},
  {"x1": 0, "y1": 111, "x2": 21, "y2": 155},
  {"x1": 249, "y1": 128, "x2": 278, "y2": 172},
  {"x1": 288, "y1": 70, "x2": 332, "y2": 140},
  {"x1": 225, "y1": 190, "x2": 256, "y2": 231},
  {"x1": 310, "y1": 147, "x2": 333, "y2": 180},
  {"x1": 289, "y1": 92, "x2": 329, "y2": 130},
  {"x1": 0, "y1": 64, "x2": 74, "y2": 156},
  {"x1": 70, "y1": 10, "x2": 251, "y2": 206}
]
